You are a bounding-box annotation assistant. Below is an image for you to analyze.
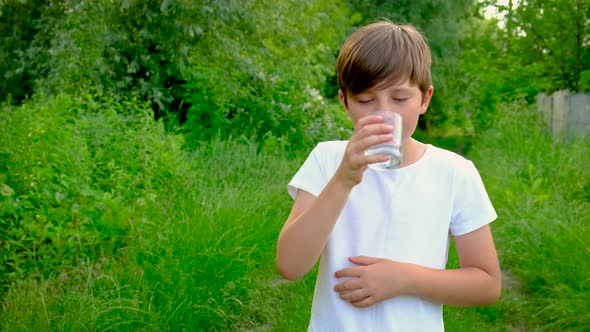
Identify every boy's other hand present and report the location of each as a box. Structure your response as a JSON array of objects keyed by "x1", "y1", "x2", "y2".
[
  {"x1": 336, "y1": 116, "x2": 393, "y2": 187},
  {"x1": 333, "y1": 256, "x2": 413, "y2": 308}
]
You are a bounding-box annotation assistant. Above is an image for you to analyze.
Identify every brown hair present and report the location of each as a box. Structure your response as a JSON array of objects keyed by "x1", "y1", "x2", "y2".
[{"x1": 336, "y1": 20, "x2": 432, "y2": 103}]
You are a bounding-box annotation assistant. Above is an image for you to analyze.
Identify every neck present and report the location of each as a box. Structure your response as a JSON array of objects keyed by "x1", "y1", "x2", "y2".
[{"x1": 400, "y1": 138, "x2": 426, "y2": 167}]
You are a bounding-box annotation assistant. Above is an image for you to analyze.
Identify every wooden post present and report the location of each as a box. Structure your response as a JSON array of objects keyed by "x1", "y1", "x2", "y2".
[
  {"x1": 567, "y1": 93, "x2": 590, "y2": 138},
  {"x1": 537, "y1": 90, "x2": 589, "y2": 139},
  {"x1": 536, "y1": 93, "x2": 552, "y2": 132},
  {"x1": 551, "y1": 90, "x2": 570, "y2": 136}
]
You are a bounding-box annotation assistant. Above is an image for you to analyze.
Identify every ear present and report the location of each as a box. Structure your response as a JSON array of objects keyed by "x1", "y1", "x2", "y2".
[
  {"x1": 420, "y1": 86, "x2": 434, "y2": 115},
  {"x1": 338, "y1": 90, "x2": 349, "y2": 113}
]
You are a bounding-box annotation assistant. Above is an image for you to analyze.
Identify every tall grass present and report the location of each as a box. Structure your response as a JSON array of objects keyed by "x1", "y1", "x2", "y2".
[
  {"x1": 463, "y1": 101, "x2": 590, "y2": 331},
  {"x1": 2, "y1": 95, "x2": 588, "y2": 331},
  {"x1": 0, "y1": 94, "x2": 298, "y2": 330}
]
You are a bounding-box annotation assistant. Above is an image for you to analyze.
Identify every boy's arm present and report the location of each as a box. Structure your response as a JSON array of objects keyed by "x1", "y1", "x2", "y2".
[
  {"x1": 276, "y1": 115, "x2": 394, "y2": 281},
  {"x1": 275, "y1": 175, "x2": 353, "y2": 281},
  {"x1": 334, "y1": 225, "x2": 501, "y2": 307}
]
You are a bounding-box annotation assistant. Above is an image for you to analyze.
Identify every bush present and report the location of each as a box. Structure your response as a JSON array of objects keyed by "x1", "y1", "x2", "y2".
[
  {"x1": 0, "y1": 0, "x2": 353, "y2": 151},
  {"x1": 182, "y1": 0, "x2": 353, "y2": 150},
  {"x1": 0, "y1": 94, "x2": 184, "y2": 292},
  {"x1": 0, "y1": 94, "x2": 302, "y2": 330}
]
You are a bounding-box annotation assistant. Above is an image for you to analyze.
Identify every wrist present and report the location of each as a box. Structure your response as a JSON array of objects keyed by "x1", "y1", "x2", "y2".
[
  {"x1": 333, "y1": 165, "x2": 362, "y2": 190},
  {"x1": 333, "y1": 171, "x2": 358, "y2": 190},
  {"x1": 399, "y1": 263, "x2": 421, "y2": 297}
]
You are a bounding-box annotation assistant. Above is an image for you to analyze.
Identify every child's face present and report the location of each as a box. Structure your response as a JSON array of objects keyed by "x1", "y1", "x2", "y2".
[{"x1": 339, "y1": 79, "x2": 433, "y2": 142}]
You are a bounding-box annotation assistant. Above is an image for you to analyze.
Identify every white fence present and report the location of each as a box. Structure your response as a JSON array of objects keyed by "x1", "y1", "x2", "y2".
[{"x1": 536, "y1": 90, "x2": 590, "y2": 138}]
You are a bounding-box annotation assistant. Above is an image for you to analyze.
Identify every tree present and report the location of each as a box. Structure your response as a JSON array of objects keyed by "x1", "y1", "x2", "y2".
[
  {"x1": 0, "y1": 0, "x2": 201, "y2": 120},
  {"x1": 181, "y1": 0, "x2": 352, "y2": 148},
  {"x1": 494, "y1": 0, "x2": 590, "y2": 93},
  {"x1": 0, "y1": 0, "x2": 67, "y2": 102}
]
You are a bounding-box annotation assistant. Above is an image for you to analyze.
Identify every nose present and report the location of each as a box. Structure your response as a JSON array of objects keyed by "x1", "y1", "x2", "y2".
[{"x1": 374, "y1": 99, "x2": 397, "y2": 114}]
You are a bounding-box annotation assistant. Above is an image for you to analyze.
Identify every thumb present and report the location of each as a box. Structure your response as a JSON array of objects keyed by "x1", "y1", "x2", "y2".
[{"x1": 348, "y1": 256, "x2": 380, "y2": 266}]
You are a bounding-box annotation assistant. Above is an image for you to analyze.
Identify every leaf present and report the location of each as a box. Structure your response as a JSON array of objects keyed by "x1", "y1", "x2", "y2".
[
  {"x1": 79, "y1": 188, "x2": 101, "y2": 199},
  {"x1": 0, "y1": 183, "x2": 14, "y2": 197},
  {"x1": 532, "y1": 177, "x2": 543, "y2": 191}
]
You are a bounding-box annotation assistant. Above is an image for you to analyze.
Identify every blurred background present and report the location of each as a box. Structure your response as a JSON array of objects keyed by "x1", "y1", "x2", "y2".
[{"x1": 0, "y1": 0, "x2": 588, "y2": 331}]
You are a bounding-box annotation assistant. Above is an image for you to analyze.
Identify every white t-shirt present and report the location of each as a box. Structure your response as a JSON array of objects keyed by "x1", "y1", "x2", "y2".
[{"x1": 288, "y1": 141, "x2": 497, "y2": 332}]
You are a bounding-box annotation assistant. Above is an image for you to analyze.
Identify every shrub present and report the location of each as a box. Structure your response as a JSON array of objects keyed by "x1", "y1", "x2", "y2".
[
  {"x1": 0, "y1": 93, "x2": 301, "y2": 330},
  {"x1": 0, "y1": 94, "x2": 186, "y2": 293}
]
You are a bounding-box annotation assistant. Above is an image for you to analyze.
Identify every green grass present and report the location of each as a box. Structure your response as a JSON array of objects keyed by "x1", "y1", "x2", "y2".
[
  {"x1": 0, "y1": 94, "x2": 298, "y2": 330},
  {"x1": 463, "y1": 101, "x2": 590, "y2": 331},
  {"x1": 1, "y1": 95, "x2": 589, "y2": 331}
]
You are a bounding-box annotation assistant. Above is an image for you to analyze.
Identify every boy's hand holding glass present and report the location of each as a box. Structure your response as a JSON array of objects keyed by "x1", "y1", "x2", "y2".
[
  {"x1": 338, "y1": 115, "x2": 395, "y2": 186},
  {"x1": 364, "y1": 110, "x2": 403, "y2": 169}
]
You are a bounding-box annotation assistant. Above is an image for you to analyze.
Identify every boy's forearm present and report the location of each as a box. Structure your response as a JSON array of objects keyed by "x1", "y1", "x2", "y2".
[
  {"x1": 404, "y1": 264, "x2": 501, "y2": 306},
  {"x1": 276, "y1": 174, "x2": 353, "y2": 280}
]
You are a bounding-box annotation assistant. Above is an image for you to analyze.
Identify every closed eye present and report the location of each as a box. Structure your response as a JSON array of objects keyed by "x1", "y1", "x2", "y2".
[
  {"x1": 393, "y1": 97, "x2": 408, "y2": 102},
  {"x1": 358, "y1": 99, "x2": 374, "y2": 104}
]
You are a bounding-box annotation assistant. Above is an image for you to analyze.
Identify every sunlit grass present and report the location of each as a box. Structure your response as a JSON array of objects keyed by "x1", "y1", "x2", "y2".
[
  {"x1": 0, "y1": 95, "x2": 297, "y2": 330},
  {"x1": 1, "y1": 96, "x2": 588, "y2": 331}
]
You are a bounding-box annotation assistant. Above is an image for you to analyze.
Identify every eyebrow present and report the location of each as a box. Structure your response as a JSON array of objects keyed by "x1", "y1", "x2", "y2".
[
  {"x1": 387, "y1": 86, "x2": 412, "y2": 93},
  {"x1": 354, "y1": 85, "x2": 413, "y2": 96}
]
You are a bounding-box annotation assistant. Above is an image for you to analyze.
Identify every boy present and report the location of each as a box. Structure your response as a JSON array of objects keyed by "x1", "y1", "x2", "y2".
[{"x1": 276, "y1": 20, "x2": 501, "y2": 331}]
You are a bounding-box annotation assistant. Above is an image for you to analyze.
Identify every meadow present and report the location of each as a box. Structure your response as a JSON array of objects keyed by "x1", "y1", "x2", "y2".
[
  {"x1": 1, "y1": 95, "x2": 588, "y2": 331},
  {"x1": 2, "y1": 0, "x2": 590, "y2": 330}
]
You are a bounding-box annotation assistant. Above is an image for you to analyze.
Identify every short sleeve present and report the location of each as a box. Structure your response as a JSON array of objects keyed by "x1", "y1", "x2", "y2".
[
  {"x1": 450, "y1": 161, "x2": 497, "y2": 236},
  {"x1": 287, "y1": 144, "x2": 329, "y2": 200}
]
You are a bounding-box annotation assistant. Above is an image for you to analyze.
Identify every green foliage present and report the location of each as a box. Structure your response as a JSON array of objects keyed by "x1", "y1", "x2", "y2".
[
  {"x1": 468, "y1": 101, "x2": 590, "y2": 330},
  {"x1": 0, "y1": 0, "x2": 353, "y2": 150},
  {"x1": 0, "y1": 94, "x2": 300, "y2": 330},
  {"x1": 0, "y1": 94, "x2": 184, "y2": 292},
  {"x1": 182, "y1": 0, "x2": 353, "y2": 149},
  {"x1": 2, "y1": 0, "x2": 587, "y2": 144},
  {"x1": 93, "y1": 0, "x2": 200, "y2": 114},
  {"x1": 0, "y1": 0, "x2": 64, "y2": 101},
  {"x1": 2, "y1": 1, "x2": 590, "y2": 330},
  {"x1": 2, "y1": 93, "x2": 589, "y2": 330},
  {"x1": 506, "y1": 0, "x2": 590, "y2": 93},
  {"x1": 0, "y1": 0, "x2": 201, "y2": 116},
  {"x1": 461, "y1": 0, "x2": 590, "y2": 132}
]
